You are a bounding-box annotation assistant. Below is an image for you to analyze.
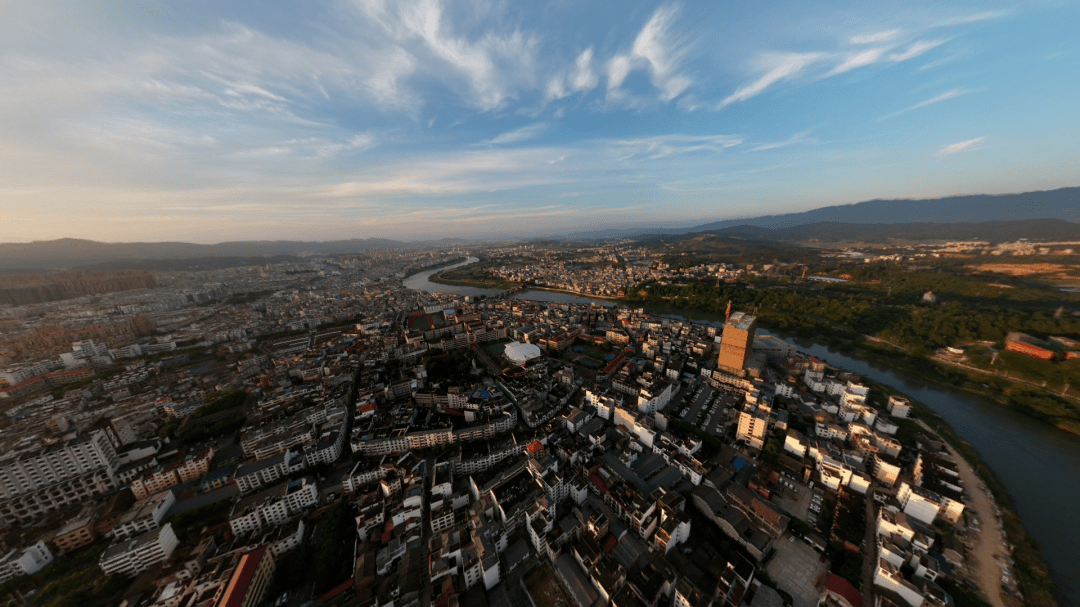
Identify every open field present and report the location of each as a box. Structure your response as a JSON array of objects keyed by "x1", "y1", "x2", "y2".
[{"x1": 524, "y1": 565, "x2": 571, "y2": 607}]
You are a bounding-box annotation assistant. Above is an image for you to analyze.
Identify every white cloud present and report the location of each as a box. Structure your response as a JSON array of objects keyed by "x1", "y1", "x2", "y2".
[
  {"x1": 850, "y1": 29, "x2": 901, "y2": 45},
  {"x1": 571, "y1": 48, "x2": 598, "y2": 91},
  {"x1": 935, "y1": 136, "x2": 987, "y2": 156},
  {"x1": 611, "y1": 133, "x2": 743, "y2": 159},
  {"x1": 718, "y1": 52, "x2": 822, "y2": 108},
  {"x1": 880, "y1": 89, "x2": 965, "y2": 119},
  {"x1": 934, "y1": 11, "x2": 1009, "y2": 27},
  {"x1": 606, "y1": 4, "x2": 694, "y2": 103},
  {"x1": 827, "y1": 47, "x2": 887, "y2": 76},
  {"x1": 486, "y1": 123, "x2": 548, "y2": 145},
  {"x1": 607, "y1": 55, "x2": 633, "y2": 92},
  {"x1": 752, "y1": 130, "x2": 813, "y2": 151},
  {"x1": 547, "y1": 47, "x2": 598, "y2": 101},
  {"x1": 889, "y1": 40, "x2": 943, "y2": 62}
]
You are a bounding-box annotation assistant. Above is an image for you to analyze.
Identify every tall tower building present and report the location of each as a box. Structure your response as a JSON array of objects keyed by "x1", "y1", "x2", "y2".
[{"x1": 717, "y1": 311, "x2": 757, "y2": 374}]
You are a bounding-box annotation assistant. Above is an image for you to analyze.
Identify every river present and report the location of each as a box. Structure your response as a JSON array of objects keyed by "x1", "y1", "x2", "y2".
[
  {"x1": 662, "y1": 312, "x2": 1080, "y2": 607},
  {"x1": 404, "y1": 262, "x2": 1078, "y2": 605},
  {"x1": 403, "y1": 257, "x2": 615, "y2": 307}
]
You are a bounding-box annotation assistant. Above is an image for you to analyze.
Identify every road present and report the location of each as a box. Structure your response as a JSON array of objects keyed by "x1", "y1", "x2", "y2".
[{"x1": 861, "y1": 486, "x2": 877, "y2": 607}]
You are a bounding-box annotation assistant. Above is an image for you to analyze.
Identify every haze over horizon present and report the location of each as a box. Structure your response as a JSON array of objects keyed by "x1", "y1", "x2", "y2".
[{"x1": 2, "y1": 0, "x2": 1079, "y2": 243}]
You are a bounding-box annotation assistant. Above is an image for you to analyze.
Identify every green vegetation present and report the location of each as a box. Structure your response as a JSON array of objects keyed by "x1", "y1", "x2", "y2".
[
  {"x1": 311, "y1": 500, "x2": 354, "y2": 595},
  {"x1": 167, "y1": 500, "x2": 234, "y2": 542},
  {"x1": 826, "y1": 542, "x2": 863, "y2": 590},
  {"x1": 193, "y1": 389, "x2": 248, "y2": 419},
  {"x1": 423, "y1": 350, "x2": 477, "y2": 384},
  {"x1": 0, "y1": 545, "x2": 128, "y2": 607},
  {"x1": 761, "y1": 439, "x2": 782, "y2": 464},
  {"x1": 177, "y1": 413, "x2": 245, "y2": 444},
  {"x1": 938, "y1": 579, "x2": 992, "y2": 607},
  {"x1": 624, "y1": 277, "x2": 1080, "y2": 433}
]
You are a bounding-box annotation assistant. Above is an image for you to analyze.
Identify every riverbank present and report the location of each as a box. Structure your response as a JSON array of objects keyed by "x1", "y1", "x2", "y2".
[
  {"x1": 402, "y1": 256, "x2": 469, "y2": 280},
  {"x1": 918, "y1": 419, "x2": 1010, "y2": 607},
  {"x1": 633, "y1": 301, "x2": 1080, "y2": 438},
  {"x1": 631, "y1": 302, "x2": 1062, "y2": 606},
  {"x1": 875, "y1": 382, "x2": 1059, "y2": 607},
  {"x1": 525, "y1": 285, "x2": 621, "y2": 301}
]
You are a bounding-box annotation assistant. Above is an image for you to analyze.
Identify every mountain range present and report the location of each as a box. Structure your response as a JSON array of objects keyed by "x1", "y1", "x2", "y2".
[{"x1": 2, "y1": 187, "x2": 1077, "y2": 269}]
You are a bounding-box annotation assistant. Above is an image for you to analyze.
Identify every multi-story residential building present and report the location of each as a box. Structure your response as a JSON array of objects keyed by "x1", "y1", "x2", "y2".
[
  {"x1": 111, "y1": 489, "x2": 177, "y2": 540},
  {"x1": 229, "y1": 478, "x2": 317, "y2": 537},
  {"x1": 736, "y1": 400, "x2": 771, "y2": 451},
  {"x1": 887, "y1": 396, "x2": 911, "y2": 419},
  {"x1": 130, "y1": 446, "x2": 214, "y2": 499},
  {"x1": 49, "y1": 513, "x2": 98, "y2": 554},
  {"x1": 234, "y1": 450, "x2": 304, "y2": 495},
  {"x1": 0, "y1": 541, "x2": 53, "y2": 584},
  {"x1": 215, "y1": 547, "x2": 276, "y2": 607},
  {"x1": 0, "y1": 429, "x2": 119, "y2": 523},
  {"x1": 99, "y1": 523, "x2": 180, "y2": 577}
]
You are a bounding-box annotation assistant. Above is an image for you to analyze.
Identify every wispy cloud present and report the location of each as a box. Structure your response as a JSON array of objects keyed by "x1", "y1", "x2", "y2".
[
  {"x1": 547, "y1": 47, "x2": 598, "y2": 100},
  {"x1": 850, "y1": 30, "x2": 901, "y2": 45},
  {"x1": 935, "y1": 11, "x2": 1010, "y2": 28},
  {"x1": 935, "y1": 136, "x2": 987, "y2": 156},
  {"x1": 827, "y1": 47, "x2": 888, "y2": 76},
  {"x1": 888, "y1": 40, "x2": 944, "y2": 62},
  {"x1": 486, "y1": 123, "x2": 548, "y2": 145},
  {"x1": 607, "y1": 4, "x2": 694, "y2": 103},
  {"x1": 752, "y1": 130, "x2": 814, "y2": 151},
  {"x1": 880, "y1": 89, "x2": 965, "y2": 120},
  {"x1": 612, "y1": 133, "x2": 743, "y2": 159},
  {"x1": 718, "y1": 52, "x2": 822, "y2": 108}
]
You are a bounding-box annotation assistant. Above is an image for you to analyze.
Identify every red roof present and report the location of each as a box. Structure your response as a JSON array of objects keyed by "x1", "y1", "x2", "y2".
[
  {"x1": 602, "y1": 535, "x2": 618, "y2": 553},
  {"x1": 588, "y1": 473, "x2": 609, "y2": 494},
  {"x1": 218, "y1": 548, "x2": 269, "y2": 607},
  {"x1": 826, "y1": 574, "x2": 863, "y2": 607},
  {"x1": 526, "y1": 440, "x2": 545, "y2": 454}
]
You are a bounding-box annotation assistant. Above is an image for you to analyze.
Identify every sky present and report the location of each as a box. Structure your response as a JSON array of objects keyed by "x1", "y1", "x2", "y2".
[{"x1": 1, "y1": 0, "x2": 1078, "y2": 243}]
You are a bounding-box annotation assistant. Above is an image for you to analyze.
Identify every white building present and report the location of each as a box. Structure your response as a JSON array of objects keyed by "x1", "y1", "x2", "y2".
[
  {"x1": 229, "y1": 478, "x2": 318, "y2": 537},
  {"x1": 110, "y1": 489, "x2": 176, "y2": 540},
  {"x1": 99, "y1": 523, "x2": 179, "y2": 577},
  {"x1": 504, "y1": 342, "x2": 542, "y2": 366},
  {"x1": 0, "y1": 541, "x2": 53, "y2": 584},
  {"x1": 0, "y1": 429, "x2": 119, "y2": 523},
  {"x1": 897, "y1": 482, "x2": 941, "y2": 525},
  {"x1": 888, "y1": 396, "x2": 912, "y2": 419}
]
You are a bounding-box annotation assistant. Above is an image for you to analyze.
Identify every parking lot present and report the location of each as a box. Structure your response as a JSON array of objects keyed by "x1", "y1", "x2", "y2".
[
  {"x1": 772, "y1": 479, "x2": 815, "y2": 521},
  {"x1": 766, "y1": 534, "x2": 828, "y2": 607}
]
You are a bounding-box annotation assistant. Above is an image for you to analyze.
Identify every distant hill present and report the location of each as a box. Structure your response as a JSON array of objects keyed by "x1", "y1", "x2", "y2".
[
  {"x1": 0, "y1": 238, "x2": 408, "y2": 270},
  {"x1": 672, "y1": 218, "x2": 1080, "y2": 244},
  {"x1": 671, "y1": 187, "x2": 1080, "y2": 234},
  {"x1": 559, "y1": 187, "x2": 1080, "y2": 239}
]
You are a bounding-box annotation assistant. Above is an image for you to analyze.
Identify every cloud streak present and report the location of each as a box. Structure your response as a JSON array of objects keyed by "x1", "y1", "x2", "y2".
[
  {"x1": 880, "y1": 89, "x2": 965, "y2": 120},
  {"x1": 718, "y1": 52, "x2": 822, "y2": 108},
  {"x1": 935, "y1": 136, "x2": 987, "y2": 156},
  {"x1": 486, "y1": 123, "x2": 548, "y2": 145}
]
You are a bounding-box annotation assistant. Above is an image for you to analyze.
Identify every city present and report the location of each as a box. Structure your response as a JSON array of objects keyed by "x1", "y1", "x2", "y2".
[
  {"x1": 2, "y1": 1, "x2": 1079, "y2": 606},
  {"x1": 1, "y1": 239, "x2": 1074, "y2": 607}
]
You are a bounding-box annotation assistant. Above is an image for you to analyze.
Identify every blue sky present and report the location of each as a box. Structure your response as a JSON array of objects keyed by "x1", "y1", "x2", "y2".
[{"x1": 1, "y1": 0, "x2": 1078, "y2": 243}]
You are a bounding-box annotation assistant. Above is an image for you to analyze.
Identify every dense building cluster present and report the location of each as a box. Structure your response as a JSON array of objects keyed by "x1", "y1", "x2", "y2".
[{"x1": 0, "y1": 250, "x2": 995, "y2": 607}]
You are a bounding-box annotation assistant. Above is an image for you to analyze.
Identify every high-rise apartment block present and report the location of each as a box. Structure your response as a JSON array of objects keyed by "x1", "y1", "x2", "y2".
[
  {"x1": 0, "y1": 429, "x2": 119, "y2": 523},
  {"x1": 718, "y1": 311, "x2": 757, "y2": 374}
]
